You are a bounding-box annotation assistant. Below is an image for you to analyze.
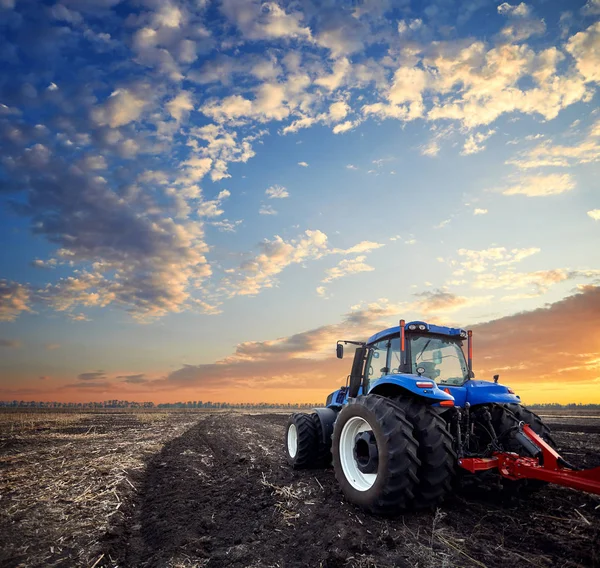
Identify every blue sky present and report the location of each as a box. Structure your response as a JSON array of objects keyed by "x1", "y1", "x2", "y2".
[{"x1": 0, "y1": 0, "x2": 599, "y2": 403}]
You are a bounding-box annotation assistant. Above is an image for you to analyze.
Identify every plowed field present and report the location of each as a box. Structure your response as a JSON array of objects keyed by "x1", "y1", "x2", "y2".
[{"x1": 1, "y1": 410, "x2": 599, "y2": 567}]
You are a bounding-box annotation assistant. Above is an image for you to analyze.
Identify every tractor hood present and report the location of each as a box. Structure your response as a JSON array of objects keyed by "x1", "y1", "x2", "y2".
[{"x1": 442, "y1": 379, "x2": 521, "y2": 407}]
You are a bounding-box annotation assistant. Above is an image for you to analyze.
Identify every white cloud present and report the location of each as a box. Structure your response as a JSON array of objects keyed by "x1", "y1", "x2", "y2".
[
  {"x1": 506, "y1": 120, "x2": 600, "y2": 169},
  {"x1": 259, "y1": 204, "x2": 277, "y2": 215},
  {"x1": 462, "y1": 129, "x2": 496, "y2": 155},
  {"x1": 225, "y1": 229, "x2": 329, "y2": 296},
  {"x1": 565, "y1": 22, "x2": 600, "y2": 84},
  {"x1": 500, "y1": 173, "x2": 576, "y2": 196},
  {"x1": 166, "y1": 91, "x2": 194, "y2": 122},
  {"x1": 91, "y1": 88, "x2": 150, "y2": 128},
  {"x1": 322, "y1": 255, "x2": 374, "y2": 283},
  {"x1": 342, "y1": 241, "x2": 385, "y2": 255},
  {"x1": 474, "y1": 208, "x2": 488, "y2": 215},
  {"x1": 298, "y1": 161, "x2": 308, "y2": 167},
  {"x1": 0, "y1": 281, "x2": 31, "y2": 322},
  {"x1": 265, "y1": 184, "x2": 289, "y2": 199},
  {"x1": 456, "y1": 246, "x2": 541, "y2": 273},
  {"x1": 346, "y1": 164, "x2": 358, "y2": 170},
  {"x1": 220, "y1": 0, "x2": 312, "y2": 42},
  {"x1": 197, "y1": 189, "x2": 231, "y2": 217},
  {"x1": 588, "y1": 209, "x2": 600, "y2": 220}
]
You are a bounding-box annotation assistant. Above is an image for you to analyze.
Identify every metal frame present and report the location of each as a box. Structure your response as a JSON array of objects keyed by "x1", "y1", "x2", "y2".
[{"x1": 458, "y1": 424, "x2": 600, "y2": 495}]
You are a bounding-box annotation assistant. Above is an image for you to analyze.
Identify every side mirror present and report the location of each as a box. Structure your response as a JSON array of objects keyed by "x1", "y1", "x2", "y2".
[{"x1": 336, "y1": 343, "x2": 344, "y2": 359}]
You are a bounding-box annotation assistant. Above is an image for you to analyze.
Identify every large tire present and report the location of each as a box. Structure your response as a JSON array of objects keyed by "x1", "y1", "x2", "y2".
[
  {"x1": 332, "y1": 395, "x2": 420, "y2": 514},
  {"x1": 504, "y1": 404, "x2": 557, "y2": 448},
  {"x1": 395, "y1": 398, "x2": 456, "y2": 509},
  {"x1": 311, "y1": 412, "x2": 332, "y2": 467},
  {"x1": 285, "y1": 413, "x2": 319, "y2": 469},
  {"x1": 489, "y1": 405, "x2": 542, "y2": 495}
]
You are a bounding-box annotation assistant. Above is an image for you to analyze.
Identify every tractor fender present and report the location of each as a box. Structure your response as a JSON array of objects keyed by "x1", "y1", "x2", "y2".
[
  {"x1": 368, "y1": 374, "x2": 455, "y2": 402},
  {"x1": 313, "y1": 407, "x2": 338, "y2": 445}
]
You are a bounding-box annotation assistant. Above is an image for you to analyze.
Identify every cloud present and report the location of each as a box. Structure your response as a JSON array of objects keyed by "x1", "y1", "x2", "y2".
[
  {"x1": 588, "y1": 209, "x2": 600, "y2": 220},
  {"x1": 461, "y1": 129, "x2": 496, "y2": 155},
  {"x1": 342, "y1": 241, "x2": 385, "y2": 254},
  {"x1": 77, "y1": 370, "x2": 107, "y2": 381},
  {"x1": 413, "y1": 289, "x2": 492, "y2": 313},
  {"x1": 565, "y1": 22, "x2": 600, "y2": 84},
  {"x1": 506, "y1": 119, "x2": 600, "y2": 169},
  {"x1": 197, "y1": 189, "x2": 231, "y2": 217},
  {"x1": 259, "y1": 204, "x2": 277, "y2": 215},
  {"x1": 91, "y1": 87, "x2": 151, "y2": 128},
  {"x1": 117, "y1": 374, "x2": 148, "y2": 384},
  {"x1": 210, "y1": 219, "x2": 243, "y2": 232},
  {"x1": 166, "y1": 91, "x2": 194, "y2": 122},
  {"x1": 298, "y1": 161, "x2": 308, "y2": 167},
  {"x1": 456, "y1": 246, "x2": 540, "y2": 273},
  {"x1": 44, "y1": 343, "x2": 61, "y2": 351},
  {"x1": 0, "y1": 339, "x2": 20, "y2": 348},
  {"x1": 472, "y1": 286, "x2": 600, "y2": 395},
  {"x1": 500, "y1": 173, "x2": 576, "y2": 196},
  {"x1": 63, "y1": 381, "x2": 111, "y2": 389},
  {"x1": 346, "y1": 164, "x2": 358, "y2": 170},
  {"x1": 223, "y1": 229, "x2": 329, "y2": 296},
  {"x1": 265, "y1": 184, "x2": 289, "y2": 199},
  {"x1": 473, "y1": 208, "x2": 488, "y2": 215},
  {"x1": 322, "y1": 255, "x2": 374, "y2": 283},
  {"x1": 0, "y1": 281, "x2": 31, "y2": 321},
  {"x1": 497, "y1": 2, "x2": 546, "y2": 42},
  {"x1": 472, "y1": 268, "x2": 600, "y2": 295},
  {"x1": 220, "y1": 0, "x2": 312, "y2": 42},
  {"x1": 164, "y1": 299, "x2": 402, "y2": 392}
]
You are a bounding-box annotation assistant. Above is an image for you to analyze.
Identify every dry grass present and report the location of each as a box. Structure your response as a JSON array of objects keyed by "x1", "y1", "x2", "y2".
[
  {"x1": 0, "y1": 412, "x2": 90, "y2": 433},
  {"x1": 0, "y1": 410, "x2": 202, "y2": 567}
]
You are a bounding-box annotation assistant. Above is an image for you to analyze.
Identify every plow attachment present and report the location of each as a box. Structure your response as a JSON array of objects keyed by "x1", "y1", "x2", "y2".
[{"x1": 459, "y1": 424, "x2": 600, "y2": 495}]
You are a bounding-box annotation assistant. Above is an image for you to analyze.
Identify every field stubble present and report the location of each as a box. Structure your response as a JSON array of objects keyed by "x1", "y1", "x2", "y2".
[{"x1": 0, "y1": 409, "x2": 599, "y2": 568}]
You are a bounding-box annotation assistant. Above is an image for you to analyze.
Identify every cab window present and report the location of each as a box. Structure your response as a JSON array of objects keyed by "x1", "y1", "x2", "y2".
[{"x1": 366, "y1": 340, "x2": 389, "y2": 383}]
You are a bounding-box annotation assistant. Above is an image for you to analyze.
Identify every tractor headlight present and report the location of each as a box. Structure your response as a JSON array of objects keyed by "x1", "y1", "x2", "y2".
[
  {"x1": 418, "y1": 324, "x2": 426, "y2": 330},
  {"x1": 408, "y1": 324, "x2": 417, "y2": 330},
  {"x1": 460, "y1": 331, "x2": 467, "y2": 339}
]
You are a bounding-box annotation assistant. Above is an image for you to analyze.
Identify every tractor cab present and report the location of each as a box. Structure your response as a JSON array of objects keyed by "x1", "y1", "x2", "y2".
[{"x1": 331, "y1": 320, "x2": 520, "y2": 409}]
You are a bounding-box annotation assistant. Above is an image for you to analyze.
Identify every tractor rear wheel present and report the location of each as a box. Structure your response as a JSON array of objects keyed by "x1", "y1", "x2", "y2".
[
  {"x1": 332, "y1": 395, "x2": 420, "y2": 514},
  {"x1": 504, "y1": 404, "x2": 557, "y2": 493},
  {"x1": 490, "y1": 404, "x2": 547, "y2": 495},
  {"x1": 394, "y1": 398, "x2": 456, "y2": 509},
  {"x1": 504, "y1": 404, "x2": 557, "y2": 448},
  {"x1": 285, "y1": 413, "x2": 319, "y2": 469},
  {"x1": 311, "y1": 412, "x2": 332, "y2": 467}
]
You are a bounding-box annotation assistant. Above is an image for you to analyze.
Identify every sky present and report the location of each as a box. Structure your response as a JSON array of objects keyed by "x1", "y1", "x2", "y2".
[{"x1": 0, "y1": 0, "x2": 599, "y2": 405}]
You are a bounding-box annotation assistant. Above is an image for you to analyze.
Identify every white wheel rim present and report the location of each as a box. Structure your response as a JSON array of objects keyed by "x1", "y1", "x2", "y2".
[
  {"x1": 339, "y1": 416, "x2": 378, "y2": 491},
  {"x1": 287, "y1": 423, "x2": 298, "y2": 458}
]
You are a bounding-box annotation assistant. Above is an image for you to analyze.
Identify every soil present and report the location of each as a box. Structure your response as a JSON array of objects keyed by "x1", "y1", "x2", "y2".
[
  {"x1": 102, "y1": 413, "x2": 600, "y2": 568},
  {"x1": 1, "y1": 410, "x2": 599, "y2": 568}
]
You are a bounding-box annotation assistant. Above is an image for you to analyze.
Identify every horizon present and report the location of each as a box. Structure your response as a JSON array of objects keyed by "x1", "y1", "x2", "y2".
[{"x1": 1, "y1": 0, "x2": 599, "y2": 405}]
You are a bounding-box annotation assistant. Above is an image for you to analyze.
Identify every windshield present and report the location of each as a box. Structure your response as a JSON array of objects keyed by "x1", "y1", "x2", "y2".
[
  {"x1": 410, "y1": 335, "x2": 469, "y2": 385},
  {"x1": 388, "y1": 335, "x2": 469, "y2": 385}
]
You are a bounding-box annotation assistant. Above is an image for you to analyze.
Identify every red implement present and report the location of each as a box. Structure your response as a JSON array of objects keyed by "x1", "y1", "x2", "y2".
[{"x1": 458, "y1": 424, "x2": 600, "y2": 495}]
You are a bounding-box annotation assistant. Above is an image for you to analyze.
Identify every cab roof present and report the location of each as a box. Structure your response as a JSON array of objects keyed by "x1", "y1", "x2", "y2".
[{"x1": 367, "y1": 320, "x2": 466, "y2": 345}]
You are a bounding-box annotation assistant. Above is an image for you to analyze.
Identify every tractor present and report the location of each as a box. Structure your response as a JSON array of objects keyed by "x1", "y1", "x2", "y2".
[{"x1": 285, "y1": 319, "x2": 600, "y2": 513}]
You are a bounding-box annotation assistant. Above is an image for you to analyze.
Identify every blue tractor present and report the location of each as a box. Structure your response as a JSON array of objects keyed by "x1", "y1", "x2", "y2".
[{"x1": 284, "y1": 319, "x2": 573, "y2": 513}]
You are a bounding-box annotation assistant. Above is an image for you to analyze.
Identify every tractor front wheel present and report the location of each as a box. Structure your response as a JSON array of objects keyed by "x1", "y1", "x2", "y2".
[{"x1": 332, "y1": 395, "x2": 420, "y2": 514}]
